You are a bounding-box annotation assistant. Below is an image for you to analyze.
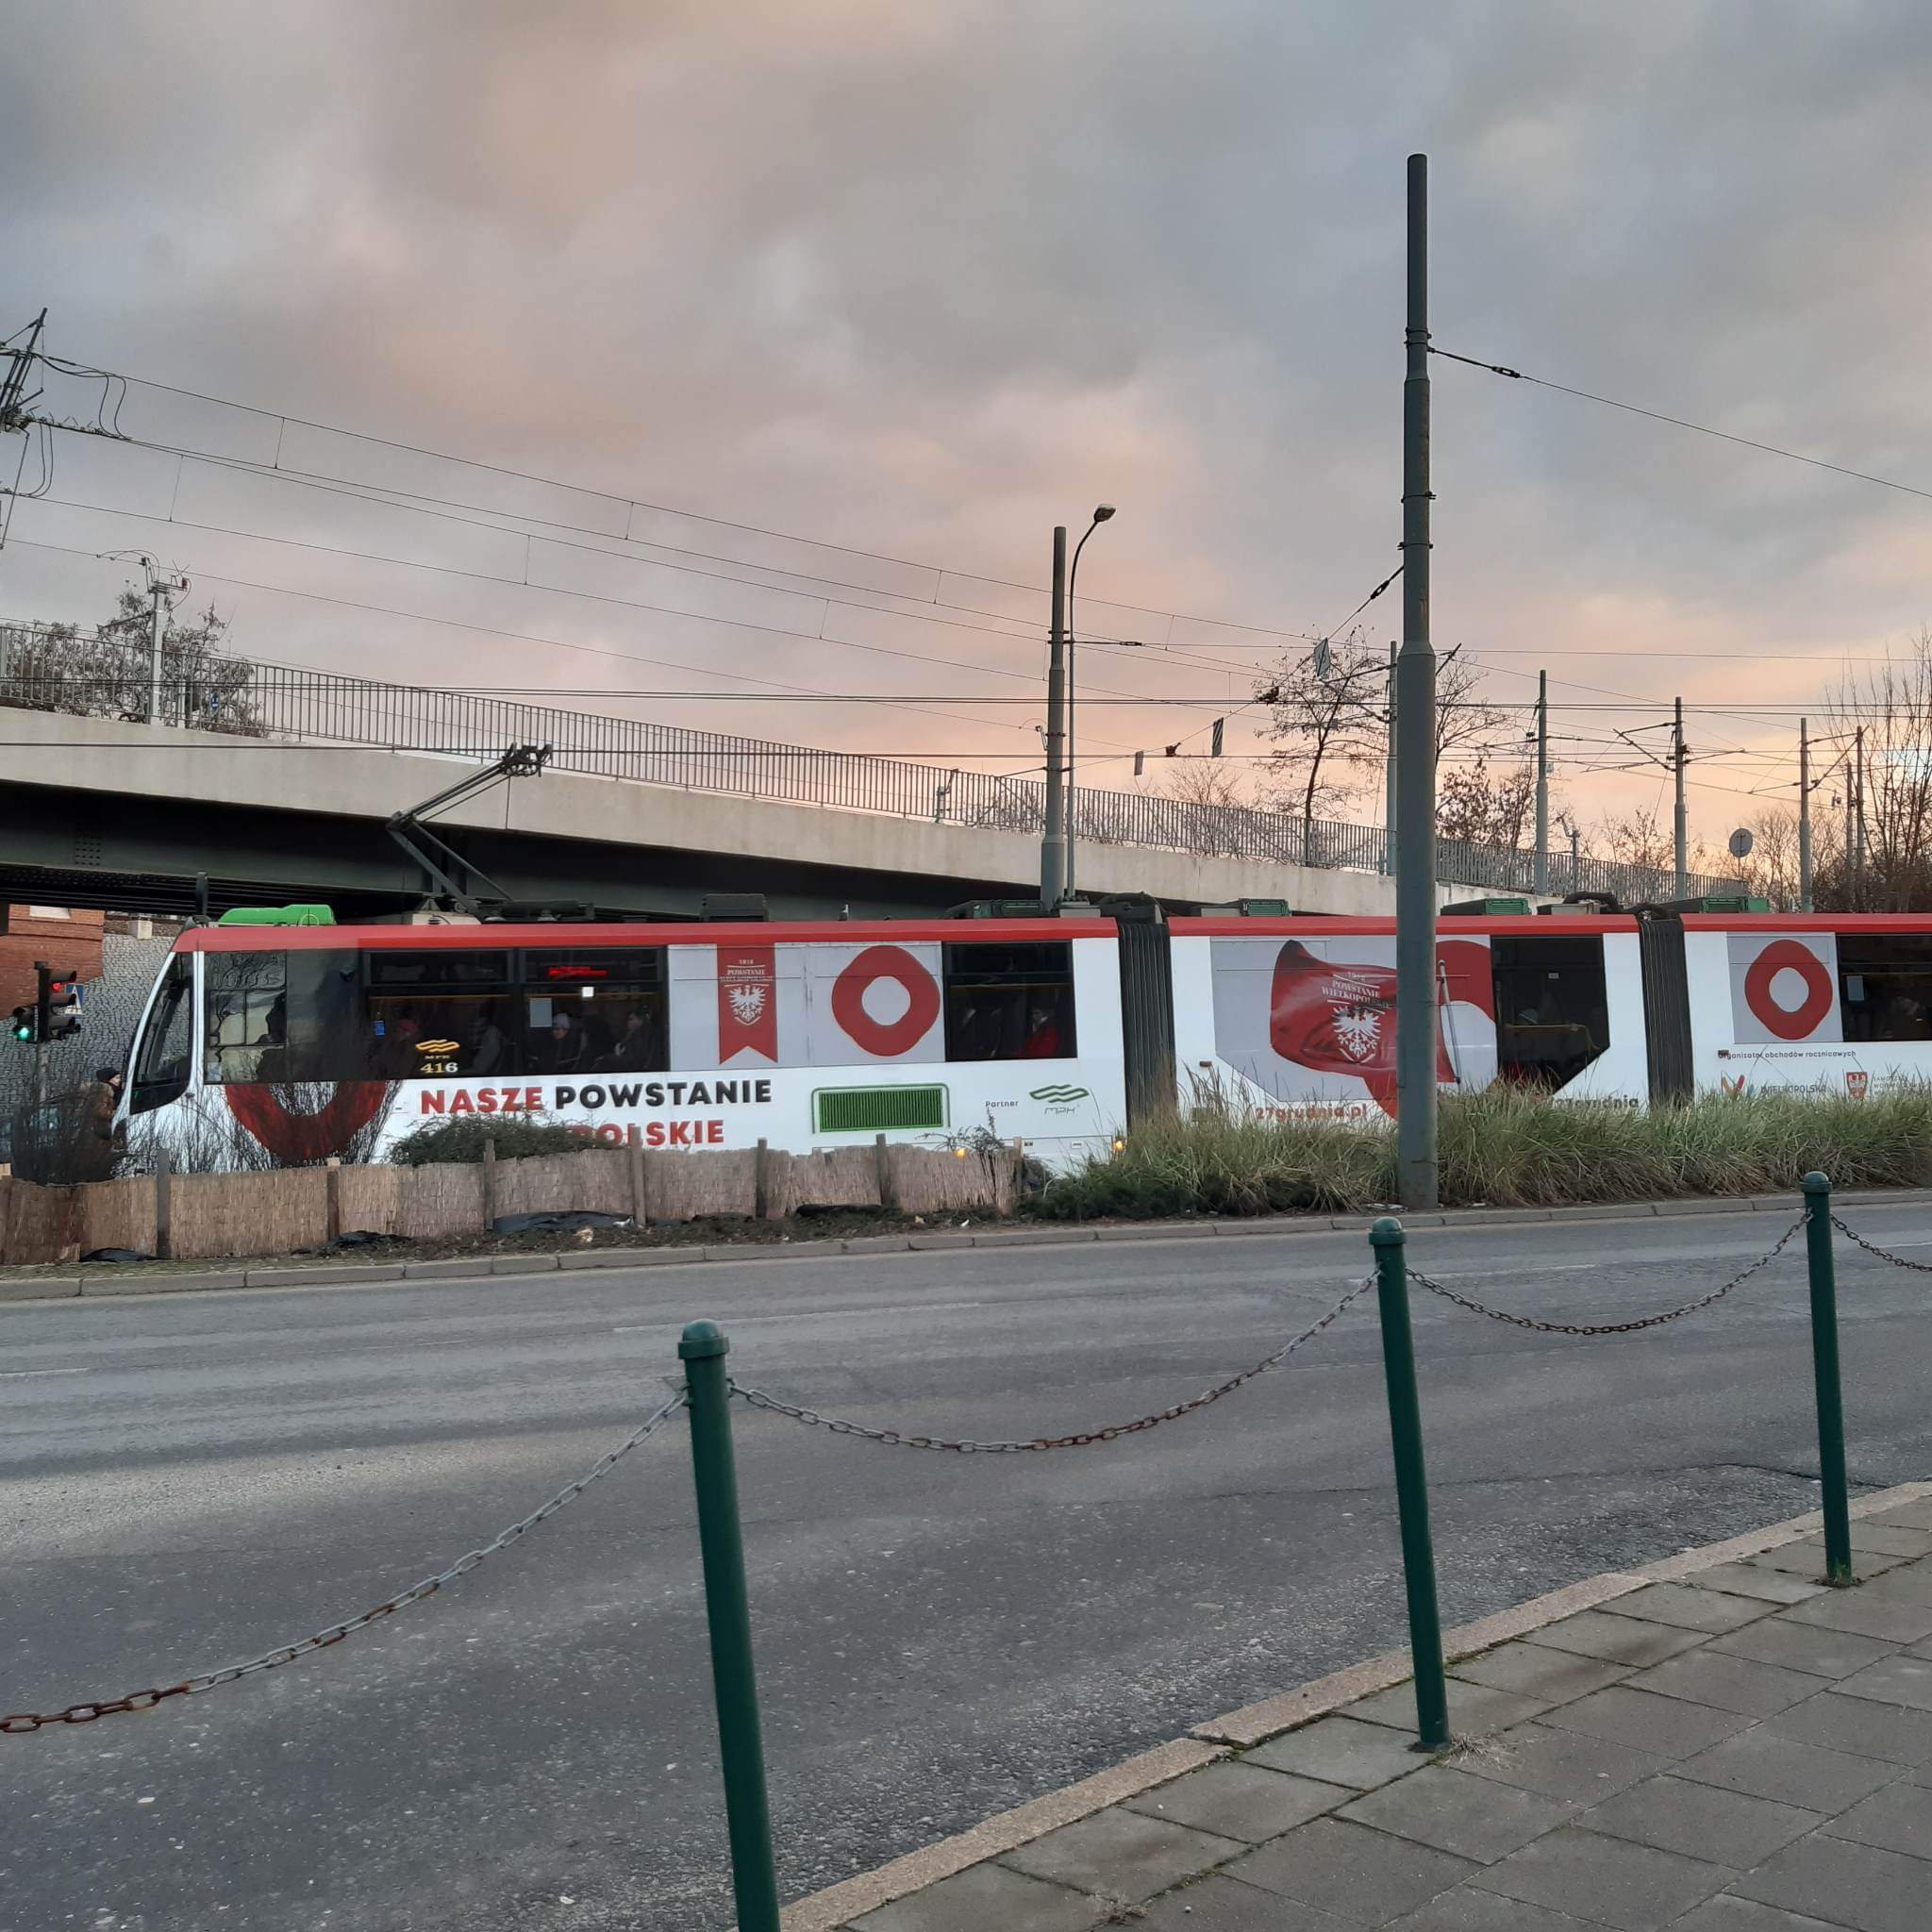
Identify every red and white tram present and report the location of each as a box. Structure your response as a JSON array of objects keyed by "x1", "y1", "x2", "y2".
[{"x1": 113, "y1": 905, "x2": 1932, "y2": 1166}]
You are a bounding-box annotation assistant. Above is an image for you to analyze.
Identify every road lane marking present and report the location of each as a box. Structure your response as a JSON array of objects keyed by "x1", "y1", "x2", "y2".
[{"x1": 0, "y1": 1367, "x2": 91, "y2": 1378}]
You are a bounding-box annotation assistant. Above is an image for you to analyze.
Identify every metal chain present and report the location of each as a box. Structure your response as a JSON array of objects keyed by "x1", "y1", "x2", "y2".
[
  {"x1": 731, "y1": 1276, "x2": 1374, "y2": 1452},
  {"x1": 2, "y1": 1392, "x2": 688, "y2": 1736},
  {"x1": 1830, "y1": 1214, "x2": 1932, "y2": 1274},
  {"x1": 1409, "y1": 1216, "x2": 1805, "y2": 1337}
]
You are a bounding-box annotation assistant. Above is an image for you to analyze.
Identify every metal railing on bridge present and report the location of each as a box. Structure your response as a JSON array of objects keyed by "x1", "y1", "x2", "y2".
[{"x1": 0, "y1": 619, "x2": 1742, "y2": 902}]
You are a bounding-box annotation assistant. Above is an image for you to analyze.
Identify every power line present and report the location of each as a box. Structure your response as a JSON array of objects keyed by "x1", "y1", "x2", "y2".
[{"x1": 1430, "y1": 345, "x2": 1932, "y2": 505}]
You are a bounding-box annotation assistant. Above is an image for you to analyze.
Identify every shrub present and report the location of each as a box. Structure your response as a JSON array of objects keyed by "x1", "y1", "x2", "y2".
[{"x1": 387, "y1": 1117, "x2": 607, "y2": 1166}]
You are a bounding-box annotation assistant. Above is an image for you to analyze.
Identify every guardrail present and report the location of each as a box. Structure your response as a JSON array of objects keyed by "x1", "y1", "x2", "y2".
[
  {"x1": 0, "y1": 619, "x2": 1746, "y2": 901},
  {"x1": 8, "y1": 1174, "x2": 1888, "y2": 1930}
]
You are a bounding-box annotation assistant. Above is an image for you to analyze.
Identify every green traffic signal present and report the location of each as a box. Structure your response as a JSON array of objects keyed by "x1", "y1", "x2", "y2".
[{"x1": 9, "y1": 1008, "x2": 35, "y2": 1043}]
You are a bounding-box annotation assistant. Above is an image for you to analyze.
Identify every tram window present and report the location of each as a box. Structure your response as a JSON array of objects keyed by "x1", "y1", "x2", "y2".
[
  {"x1": 1840, "y1": 934, "x2": 1932, "y2": 1041},
  {"x1": 941, "y1": 942, "x2": 1076, "y2": 1061},
  {"x1": 130, "y1": 956, "x2": 193, "y2": 1113},
  {"x1": 524, "y1": 949, "x2": 668, "y2": 1074},
  {"x1": 1490, "y1": 937, "x2": 1608, "y2": 1090},
  {"x1": 206, "y1": 949, "x2": 372, "y2": 1084},
  {"x1": 364, "y1": 950, "x2": 519, "y2": 1079}
]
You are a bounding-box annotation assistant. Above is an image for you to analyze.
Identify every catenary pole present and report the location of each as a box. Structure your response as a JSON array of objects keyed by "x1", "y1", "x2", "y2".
[
  {"x1": 1534, "y1": 667, "x2": 1549, "y2": 896},
  {"x1": 1395, "y1": 153, "x2": 1439, "y2": 1210},
  {"x1": 1041, "y1": 525, "x2": 1068, "y2": 904},
  {"x1": 1383, "y1": 640, "x2": 1398, "y2": 874},
  {"x1": 1798, "y1": 717, "x2": 1813, "y2": 911},
  {"x1": 1673, "y1": 696, "x2": 1688, "y2": 900}
]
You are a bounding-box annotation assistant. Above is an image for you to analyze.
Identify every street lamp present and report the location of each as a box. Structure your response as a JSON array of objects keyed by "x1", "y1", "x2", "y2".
[{"x1": 1062, "y1": 504, "x2": 1115, "y2": 900}]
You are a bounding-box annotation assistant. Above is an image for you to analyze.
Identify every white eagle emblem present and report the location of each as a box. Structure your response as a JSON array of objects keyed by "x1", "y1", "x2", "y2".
[
  {"x1": 727, "y1": 984, "x2": 768, "y2": 1026},
  {"x1": 1333, "y1": 1006, "x2": 1382, "y2": 1063}
]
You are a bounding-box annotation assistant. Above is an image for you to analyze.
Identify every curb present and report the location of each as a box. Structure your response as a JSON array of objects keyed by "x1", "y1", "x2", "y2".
[
  {"x1": 777, "y1": 1474, "x2": 1932, "y2": 1930},
  {"x1": 8, "y1": 1183, "x2": 1932, "y2": 1307}
]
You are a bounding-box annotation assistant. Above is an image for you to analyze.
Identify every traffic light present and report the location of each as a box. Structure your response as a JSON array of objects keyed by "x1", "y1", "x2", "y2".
[
  {"x1": 9, "y1": 964, "x2": 83, "y2": 1045},
  {"x1": 45, "y1": 979, "x2": 83, "y2": 1041}
]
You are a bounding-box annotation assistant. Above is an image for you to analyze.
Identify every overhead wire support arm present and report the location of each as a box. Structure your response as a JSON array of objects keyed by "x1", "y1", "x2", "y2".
[{"x1": 385, "y1": 741, "x2": 552, "y2": 916}]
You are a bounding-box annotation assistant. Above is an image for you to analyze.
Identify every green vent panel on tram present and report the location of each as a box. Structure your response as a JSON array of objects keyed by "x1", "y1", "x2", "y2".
[{"x1": 812, "y1": 1085, "x2": 949, "y2": 1134}]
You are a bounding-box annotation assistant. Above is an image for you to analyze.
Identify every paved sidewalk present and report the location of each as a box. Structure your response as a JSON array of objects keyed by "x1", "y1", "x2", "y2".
[{"x1": 836, "y1": 1500, "x2": 1932, "y2": 1931}]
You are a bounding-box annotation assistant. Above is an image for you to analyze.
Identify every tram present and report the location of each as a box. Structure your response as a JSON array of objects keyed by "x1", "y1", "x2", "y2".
[{"x1": 112, "y1": 901, "x2": 1932, "y2": 1167}]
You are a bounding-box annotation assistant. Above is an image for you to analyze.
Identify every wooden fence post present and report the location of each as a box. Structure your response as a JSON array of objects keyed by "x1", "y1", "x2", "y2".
[
  {"x1": 325, "y1": 1157, "x2": 343, "y2": 1245},
  {"x1": 481, "y1": 1135, "x2": 498, "y2": 1231},
  {"x1": 627, "y1": 1124, "x2": 650, "y2": 1225},
  {"x1": 154, "y1": 1145, "x2": 173, "y2": 1260},
  {"x1": 874, "y1": 1133, "x2": 898, "y2": 1214},
  {"x1": 754, "y1": 1139, "x2": 771, "y2": 1221}
]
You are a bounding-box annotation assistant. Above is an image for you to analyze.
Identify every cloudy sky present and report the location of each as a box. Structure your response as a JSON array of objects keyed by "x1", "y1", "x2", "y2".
[{"x1": 3, "y1": 1, "x2": 1928, "y2": 856}]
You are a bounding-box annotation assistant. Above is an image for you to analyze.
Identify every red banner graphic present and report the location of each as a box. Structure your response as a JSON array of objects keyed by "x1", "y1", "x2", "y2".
[
  {"x1": 717, "y1": 943, "x2": 779, "y2": 1064},
  {"x1": 831, "y1": 944, "x2": 941, "y2": 1058},
  {"x1": 1269, "y1": 939, "x2": 1494, "y2": 1117},
  {"x1": 225, "y1": 1081, "x2": 391, "y2": 1164}
]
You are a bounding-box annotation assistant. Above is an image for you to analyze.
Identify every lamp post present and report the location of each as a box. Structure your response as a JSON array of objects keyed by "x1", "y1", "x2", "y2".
[{"x1": 1062, "y1": 504, "x2": 1116, "y2": 901}]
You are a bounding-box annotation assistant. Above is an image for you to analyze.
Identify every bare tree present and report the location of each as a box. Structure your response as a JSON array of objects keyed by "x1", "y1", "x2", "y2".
[
  {"x1": 1816, "y1": 631, "x2": 1932, "y2": 910},
  {"x1": 1158, "y1": 758, "x2": 1257, "y2": 858},
  {"x1": 1255, "y1": 629, "x2": 1383, "y2": 828},
  {"x1": 1437, "y1": 754, "x2": 1538, "y2": 850}
]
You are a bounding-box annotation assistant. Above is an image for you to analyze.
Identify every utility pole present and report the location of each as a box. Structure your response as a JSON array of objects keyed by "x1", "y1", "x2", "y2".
[
  {"x1": 1672, "y1": 696, "x2": 1689, "y2": 900},
  {"x1": 142, "y1": 558, "x2": 188, "y2": 726},
  {"x1": 1383, "y1": 641, "x2": 1398, "y2": 874},
  {"x1": 1394, "y1": 153, "x2": 1439, "y2": 1211},
  {"x1": 0, "y1": 309, "x2": 47, "y2": 603},
  {"x1": 1853, "y1": 724, "x2": 1867, "y2": 908},
  {"x1": 1040, "y1": 525, "x2": 1068, "y2": 904},
  {"x1": 1570, "y1": 823, "x2": 1581, "y2": 892},
  {"x1": 1798, "y1": 717, "x2": 1813, "y2": 911},
  {"x1": 1533, "y1": 668, "x2": 1550, "y2": 896}
]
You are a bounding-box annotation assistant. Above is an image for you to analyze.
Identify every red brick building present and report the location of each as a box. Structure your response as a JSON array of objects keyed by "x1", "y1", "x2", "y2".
[{"x1": 0, "y1": 906, "x2": 107, "y2": 1013}]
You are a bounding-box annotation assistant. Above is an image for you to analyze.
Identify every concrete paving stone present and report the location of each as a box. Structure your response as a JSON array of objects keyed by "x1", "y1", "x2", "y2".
[
  {"x1": 1456, "y1": 1723, "x2": 1669, "y2": 1806},
  {"x1": 1471, "y1": 1826, "x2": 1733, "y2": 1932},
  {"x1": 1341, "y1": 1765, "x2": 1574, "y2": 1865},
  {"x1": 1124, "y1": 1762, "x2": 1353, "y2": 1844},
  {"x1": 1222, "y1": 1817, "x2": 1476, "y2": 1923},
  {"x1": 556, "y1": 1247, "x2": 677, "y2": 1270},
  {"x1": 839, "y1": 1235, "x2": 911, "y2": 1254},
  {"x1": 1707, "y1": 1619, "x2": 1900, "y2": 1682},
  {"x1": 1385, "y1": 1890, "x2": 1602, "y2": 1931},
  {"x1": 1760, "y1": 1689, "x2": 1932, "y2": 1765},
  {"x1": 1730, "y1": 1830, "x2": 1932, "y2": 1932},
  {"x1": 489, "y1": 1254, "x2": 560, "y2": 1274},
  {"x1": 1621, "y1": 1651, "x2": 1827, "y2": 1718},
  {"x1": 1855, "y1": 1560, "x2": 1932, "y2": 1606},
  {"x1": 1779, "y1": 1589, "x2": 1932, "y2": 1645},
  {"x1": 905, "y1": 1232, "x2": 975, "y2": 1250},
  {"x1": 1833, "y1": 1653, "x2": 1932, "y2": 1715},
  {"x1": 1451, "y1": 1643, "x2": 1633, "y2": 1703},
  {"x1": 1818, "y1": 1780, "x2": 1932, "y2": 1861},
  {"x1": 1684, "y1": 1563, "x2": 1829, "y2": 1606},
  {"x1": 83, "y1": 1270, "x2": 242, "y2": 1295},
  {"x1": 1542, "y1": 1688, "x2": 1757, "y2": 1759},
  {"x1": 1794, "y1": 1540, "x2": 1909, "y2": 1575},
  {"x1": 1841, "y1": 1524, "x2": 1932, "y2": 1558},
  {"x1": 1576, "y1": 1774, "x2": 1822, "y2": 1867},
  {"x1": 1131, "y1": 1874, "x2": 1356, "y2": 1930},
  {"x1": 1606, "y1": 1584, "x2": 1775, "y2": 1636},
  {"x1": 1344, "y1": 1679, "x2": 1550, "y2": 1740},
  {"x1": 969, "y1": 1227, "x2": 1097, "y2": 1246},
  {"x1": 1001, "y1": 1807, "x2": 1244, "y2": 1905},
  {"x1": 402, "y1": 1257, "x2": 498, "y2": 1278},
  {"x1": 1245, "y1": 1715, "x2": 1438, "y2": 1790},
  {"x1": 1524, "y1": 1612, "x2": 1707, "y2": 1668},
  {"x1": 848, "y1": 1859, "x2": 1106, "y2": 1932},
  {"x1": 1870, "y1": 1501, "x2": 1932, "y2": 1533},
  {"x1": 1667, "y1": 1898, "x2": 1857, "y2": 1931},
  {"x1": 1674, "y1": 1729, "x2": 1905, "y2": 1813},
  {"x1": 1750, "y1": 1543, "x2": 1903, "y2": 1580}
]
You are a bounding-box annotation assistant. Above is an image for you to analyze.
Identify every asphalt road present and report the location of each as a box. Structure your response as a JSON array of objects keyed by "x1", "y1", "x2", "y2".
[{"x1": 5, "y1": 1203, "x2": 1931, "y2": 1932}]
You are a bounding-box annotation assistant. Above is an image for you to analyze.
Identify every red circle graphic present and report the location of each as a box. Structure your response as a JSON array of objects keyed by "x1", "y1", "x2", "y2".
[
  {"x1": 1742, "y1": 939, "x2": 1835, "y2": 1040},
  {"x1": 831, "y1": 945, "x2": 941, "y2": 1058}
]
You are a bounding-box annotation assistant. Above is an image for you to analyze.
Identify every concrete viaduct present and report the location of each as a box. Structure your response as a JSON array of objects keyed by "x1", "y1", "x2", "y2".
[{"x1": 2, "y1": 710, "x2": 1521, "y2": 920}]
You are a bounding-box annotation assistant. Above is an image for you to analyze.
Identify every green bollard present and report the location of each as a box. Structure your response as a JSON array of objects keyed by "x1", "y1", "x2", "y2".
[
  {"x1": 1369, "y1": 1219, "x2": 1452, "y2": 1749},
  {"x1": 1800, "y1": 1176, "x2": 1856, "y2": 1587},
  {"x1": 680, "y1": 1320, "x2": 782, "y2": 1932}
]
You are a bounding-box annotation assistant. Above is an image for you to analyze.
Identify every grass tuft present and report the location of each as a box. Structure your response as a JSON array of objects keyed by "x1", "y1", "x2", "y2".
[{"x1": 1030, "y1": 1085, "x2": 1932, "y2": 1220}]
